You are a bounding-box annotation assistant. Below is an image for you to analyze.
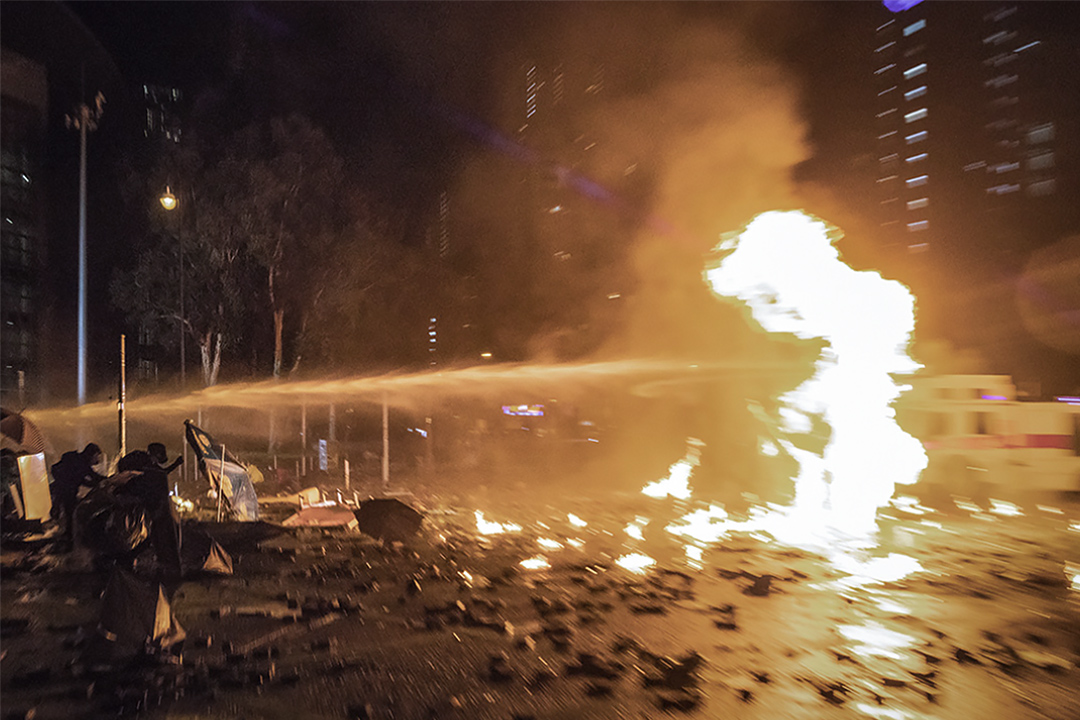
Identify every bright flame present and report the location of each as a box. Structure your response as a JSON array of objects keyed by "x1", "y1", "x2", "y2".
[
  {"x1": 567, "y1": 513, "x2": 588, "y2": 528},
  {"x1": 475, "y1": 510, "x2": 522, "y2": 535},
  {"x1": 641, "y1": 439, "x2": 702, "y2": 499},
  {"x1": 615, "y1": 553, "x2": 656, "y2": 573},
  {"x1": 520, "y1": 555, "x2": 551, "y2": 570},
  {"x1": 706, "y1": 211, "x2": 927, "y2": 541}
]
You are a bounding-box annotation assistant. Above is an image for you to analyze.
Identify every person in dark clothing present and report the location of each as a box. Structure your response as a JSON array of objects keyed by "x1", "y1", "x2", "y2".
[
  {"x1": 50, "y1": 443, "x2": 105, "y2": 548},
  {"x1": 114, "y1": 443, "x2": 184, "y2": 576},
  {"x1": 117, "y1": 443, "x2": 183, "y2": 476}
]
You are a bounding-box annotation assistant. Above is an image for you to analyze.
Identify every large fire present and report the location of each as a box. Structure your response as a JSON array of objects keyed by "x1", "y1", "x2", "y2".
[{"x1": 649, "y1": 211, "x2": 927, "y2": 550}]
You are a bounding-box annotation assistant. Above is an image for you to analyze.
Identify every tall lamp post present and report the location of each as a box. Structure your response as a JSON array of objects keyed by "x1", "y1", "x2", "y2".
[
  {"x1": 66, "y1": 91, "x2": 105, "y2": 405},
  {"x1": 160, "y1": 186, "x2": 188, "y2": 485},
  {"x1": 159, "y1": 186, "x2": 184, "y2": 389}
]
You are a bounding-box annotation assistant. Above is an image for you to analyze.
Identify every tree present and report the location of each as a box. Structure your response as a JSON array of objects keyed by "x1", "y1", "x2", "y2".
[
  {"x1": 111, "y1": 142, "x2": 257, "y2": 387},
  {"x1": 112, "y1": 115, "x2": 429, "y2": 385}
]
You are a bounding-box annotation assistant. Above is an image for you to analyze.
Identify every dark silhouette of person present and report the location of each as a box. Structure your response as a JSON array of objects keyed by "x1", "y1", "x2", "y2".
[
  {"x1": 115, "y1": 443, "x2": 184, "y2": 576},
  {"x1": 50, "y1": 443, "x2": 105, "y2": 548}
]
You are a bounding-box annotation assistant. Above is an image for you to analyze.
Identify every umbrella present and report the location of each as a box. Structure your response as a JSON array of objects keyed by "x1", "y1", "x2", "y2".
[
  {"x1": 0, "y1": 408, "x2": 49, "y2": 455},
  {"x1": 354, "y1": 498, "x2": 424, "y2": 541}
]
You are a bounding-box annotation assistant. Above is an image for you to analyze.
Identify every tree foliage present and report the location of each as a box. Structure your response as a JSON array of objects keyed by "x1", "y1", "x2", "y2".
[{"x1": 111, "y1": 115, "x2": 421, "y2": 385}]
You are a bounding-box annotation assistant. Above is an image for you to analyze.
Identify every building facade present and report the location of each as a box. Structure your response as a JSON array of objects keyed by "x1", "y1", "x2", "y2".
[
  {"x1": 0, "y1": 49, "x2": 48, "y2": 408},
  {"x1": 872, "y1": 1, "x2": 1073, "y2": 262}
]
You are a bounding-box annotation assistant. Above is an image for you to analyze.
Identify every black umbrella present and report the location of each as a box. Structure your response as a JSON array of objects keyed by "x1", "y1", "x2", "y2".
[
  {"x1": 0, "y1": 408, "x2": 49, "y2": 455},
  {"x1": 354, "y1": 498, "x2": 424, "y2": 541}
]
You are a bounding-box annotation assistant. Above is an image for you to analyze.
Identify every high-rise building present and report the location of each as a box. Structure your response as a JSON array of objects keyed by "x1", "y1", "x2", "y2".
[
  {"x1": 142, "y1": 83, "x2": 183, "y2": 143},
  {"x1": 0, "y1": 49, "x2": 48, "y2": 408},
  {"x1": 871, "y1": 1, "x2": 1079, "y2": 391},
  {"x1": 872, "y1": 1, "x2": 1074, "y2": 262}
]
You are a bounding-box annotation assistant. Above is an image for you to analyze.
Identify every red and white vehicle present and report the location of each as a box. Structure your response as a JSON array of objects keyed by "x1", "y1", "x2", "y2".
[{"x1": 897, "y1": 375, "x2": 1080, "y2": 497}]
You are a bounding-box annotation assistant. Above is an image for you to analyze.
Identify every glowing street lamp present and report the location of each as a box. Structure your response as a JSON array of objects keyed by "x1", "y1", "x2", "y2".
[{"x1": 159, "y1": 186, "x2": 177, "y2": 211}]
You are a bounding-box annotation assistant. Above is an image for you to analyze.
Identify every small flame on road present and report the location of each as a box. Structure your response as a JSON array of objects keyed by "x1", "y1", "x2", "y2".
[
  {"x1": 475, "y1": 510, "x2": 522, "y2": 535},
  {"x1": 615, "y1": 553, "x2": 656, "y2": 573},
  {"x1": 641, "y1": 439, "x2": 701, "y2": 500},
  {"x1": 625, "y1": 517, "x2": 648, "y2": 541},
  {"x1": 988, "y1": 498, "x2": 1024, "y2": 517},
  {"x1": 520, "y1": 555, "x2": 551, "y2": 570},
  {"x1": 567, "y1": 513, "x2": 588, "y2": 528}
]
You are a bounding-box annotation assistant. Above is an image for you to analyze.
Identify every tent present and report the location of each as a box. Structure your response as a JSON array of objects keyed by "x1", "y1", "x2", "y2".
[{"x1": 184, "y1": 421, "x2": 259, "y2": 521}]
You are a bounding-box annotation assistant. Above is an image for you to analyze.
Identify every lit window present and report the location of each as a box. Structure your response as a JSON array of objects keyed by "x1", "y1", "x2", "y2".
[
  {"x1": 878, "y1": 86, "x2": 897, "y2": 97},
  {"x1": 906, "y1": 175, "x2": 929, "y2": 188},
  {"x1": 1028, "y1": 151, "x2": 1054, "y2": 170},
  {"x1": 986, "y1": 183, "x2": 1020, "y2": 195},
  {"x1": 878, "y1": 130, "x2": 898, "y2": 140},
  {"x1": 906, "y1": 152, "x2": 928, "y2": 163},
  {"x1": 875, "y1": 63, "x2": 896, "y2": 76},
  {"x1": 986, "y1": 6, "x2": 1017, "y2": 22},
  {"x1": 1027, "y1": 123, "x2": 1054, "y2": 144},
  {"x1": 993, "y1": 162, "x2": 1019, "y2": 173},
  {"x1": 877, "y1": 175, "x2": 898, "y2": 183},
  {"x1": 983, "y1": 30, "x2": 1016, "y2": 45},
  {"x1": 879, "y1": 153, "x2": 899, "y2": 163},
  {"x1": 984, "y1": 74, "x2": 1017, "y2": 89},
  {"x1": 905, "y1": 130, "x2": 928, "y2": 144},
  {"x1": 903, "y1": 19, "x2": 926, "y2": 36},
  {"x1": 904, "y1": 86, "x2": 927, "y2": 101},
  {"x1": 963, "y1": 161, "x2": 987, "y2": 172},
  {"x1": 985, "y1": 52, "x2": 1017, "y2": 68},
  {"x1": 907, "y1": 220, "x2": 929, "y2": 232},
  {"x1": 876, "y1": 108, "x2": 898, "y2": 118},
  {"x1": 1013, "y1": 40, "x2": 1040, "y2": 54},
  {"x1": 903, "y1": 63, "x2": 927, "y2": 80},
  {"x1": 907, "y1": 197, "x2": 929, "y2": 210},
  {"x1": 908, "y1": 243, "x2": 929, "y2": 253},
  {"x1": 876, "y1": 41, "x2": 897, "y2": 53},
  {"x1": 876, "y1": 19, "x2": 895, "y2": 33},
  {"x1": 1027, "y1": 179, "x2": 1055, "y2": 196},
  {"x1": 904, "y1": 108, "x2": 928, "y2": 123}
]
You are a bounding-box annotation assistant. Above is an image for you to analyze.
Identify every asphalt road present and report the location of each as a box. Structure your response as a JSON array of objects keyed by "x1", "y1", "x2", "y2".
[{"x1": 1, "y1": 485, "x2": 1078, "y2": 720}]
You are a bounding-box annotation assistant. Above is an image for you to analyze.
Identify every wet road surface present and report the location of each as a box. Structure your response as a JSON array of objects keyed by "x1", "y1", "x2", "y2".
[{"x1": 2, "y1": 486, "x2": 1078, "y2": 720}]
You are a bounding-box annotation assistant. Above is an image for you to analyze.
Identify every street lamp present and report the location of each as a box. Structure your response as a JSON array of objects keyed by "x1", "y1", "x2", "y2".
[
  {"x1": 159, "y1": 186, "x2": 177, "y2": 211},
  {"x1": 159, "y1": 186, "x2": 184, "y2": 389}
]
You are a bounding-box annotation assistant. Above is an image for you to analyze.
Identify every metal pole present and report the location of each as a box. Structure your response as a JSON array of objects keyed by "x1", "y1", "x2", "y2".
[
  {"x1": 77, "y1": 105, "x2": 88, "y2": 405},
  {"x1": 179, "y1": 223, "x2": 185, "y2": 389},
  {"x1": 118, "y1": 334, "x2": 126, "y2": 457},
  {"x1": 216, "y1": 446, "x2": 226, "y2": 522},
  {"x1": 301, "y1": 403, "x2": 307, "y2": 476},
  {"x1": 382, "y1": 396, "x2": 389, "y2": 491}
]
